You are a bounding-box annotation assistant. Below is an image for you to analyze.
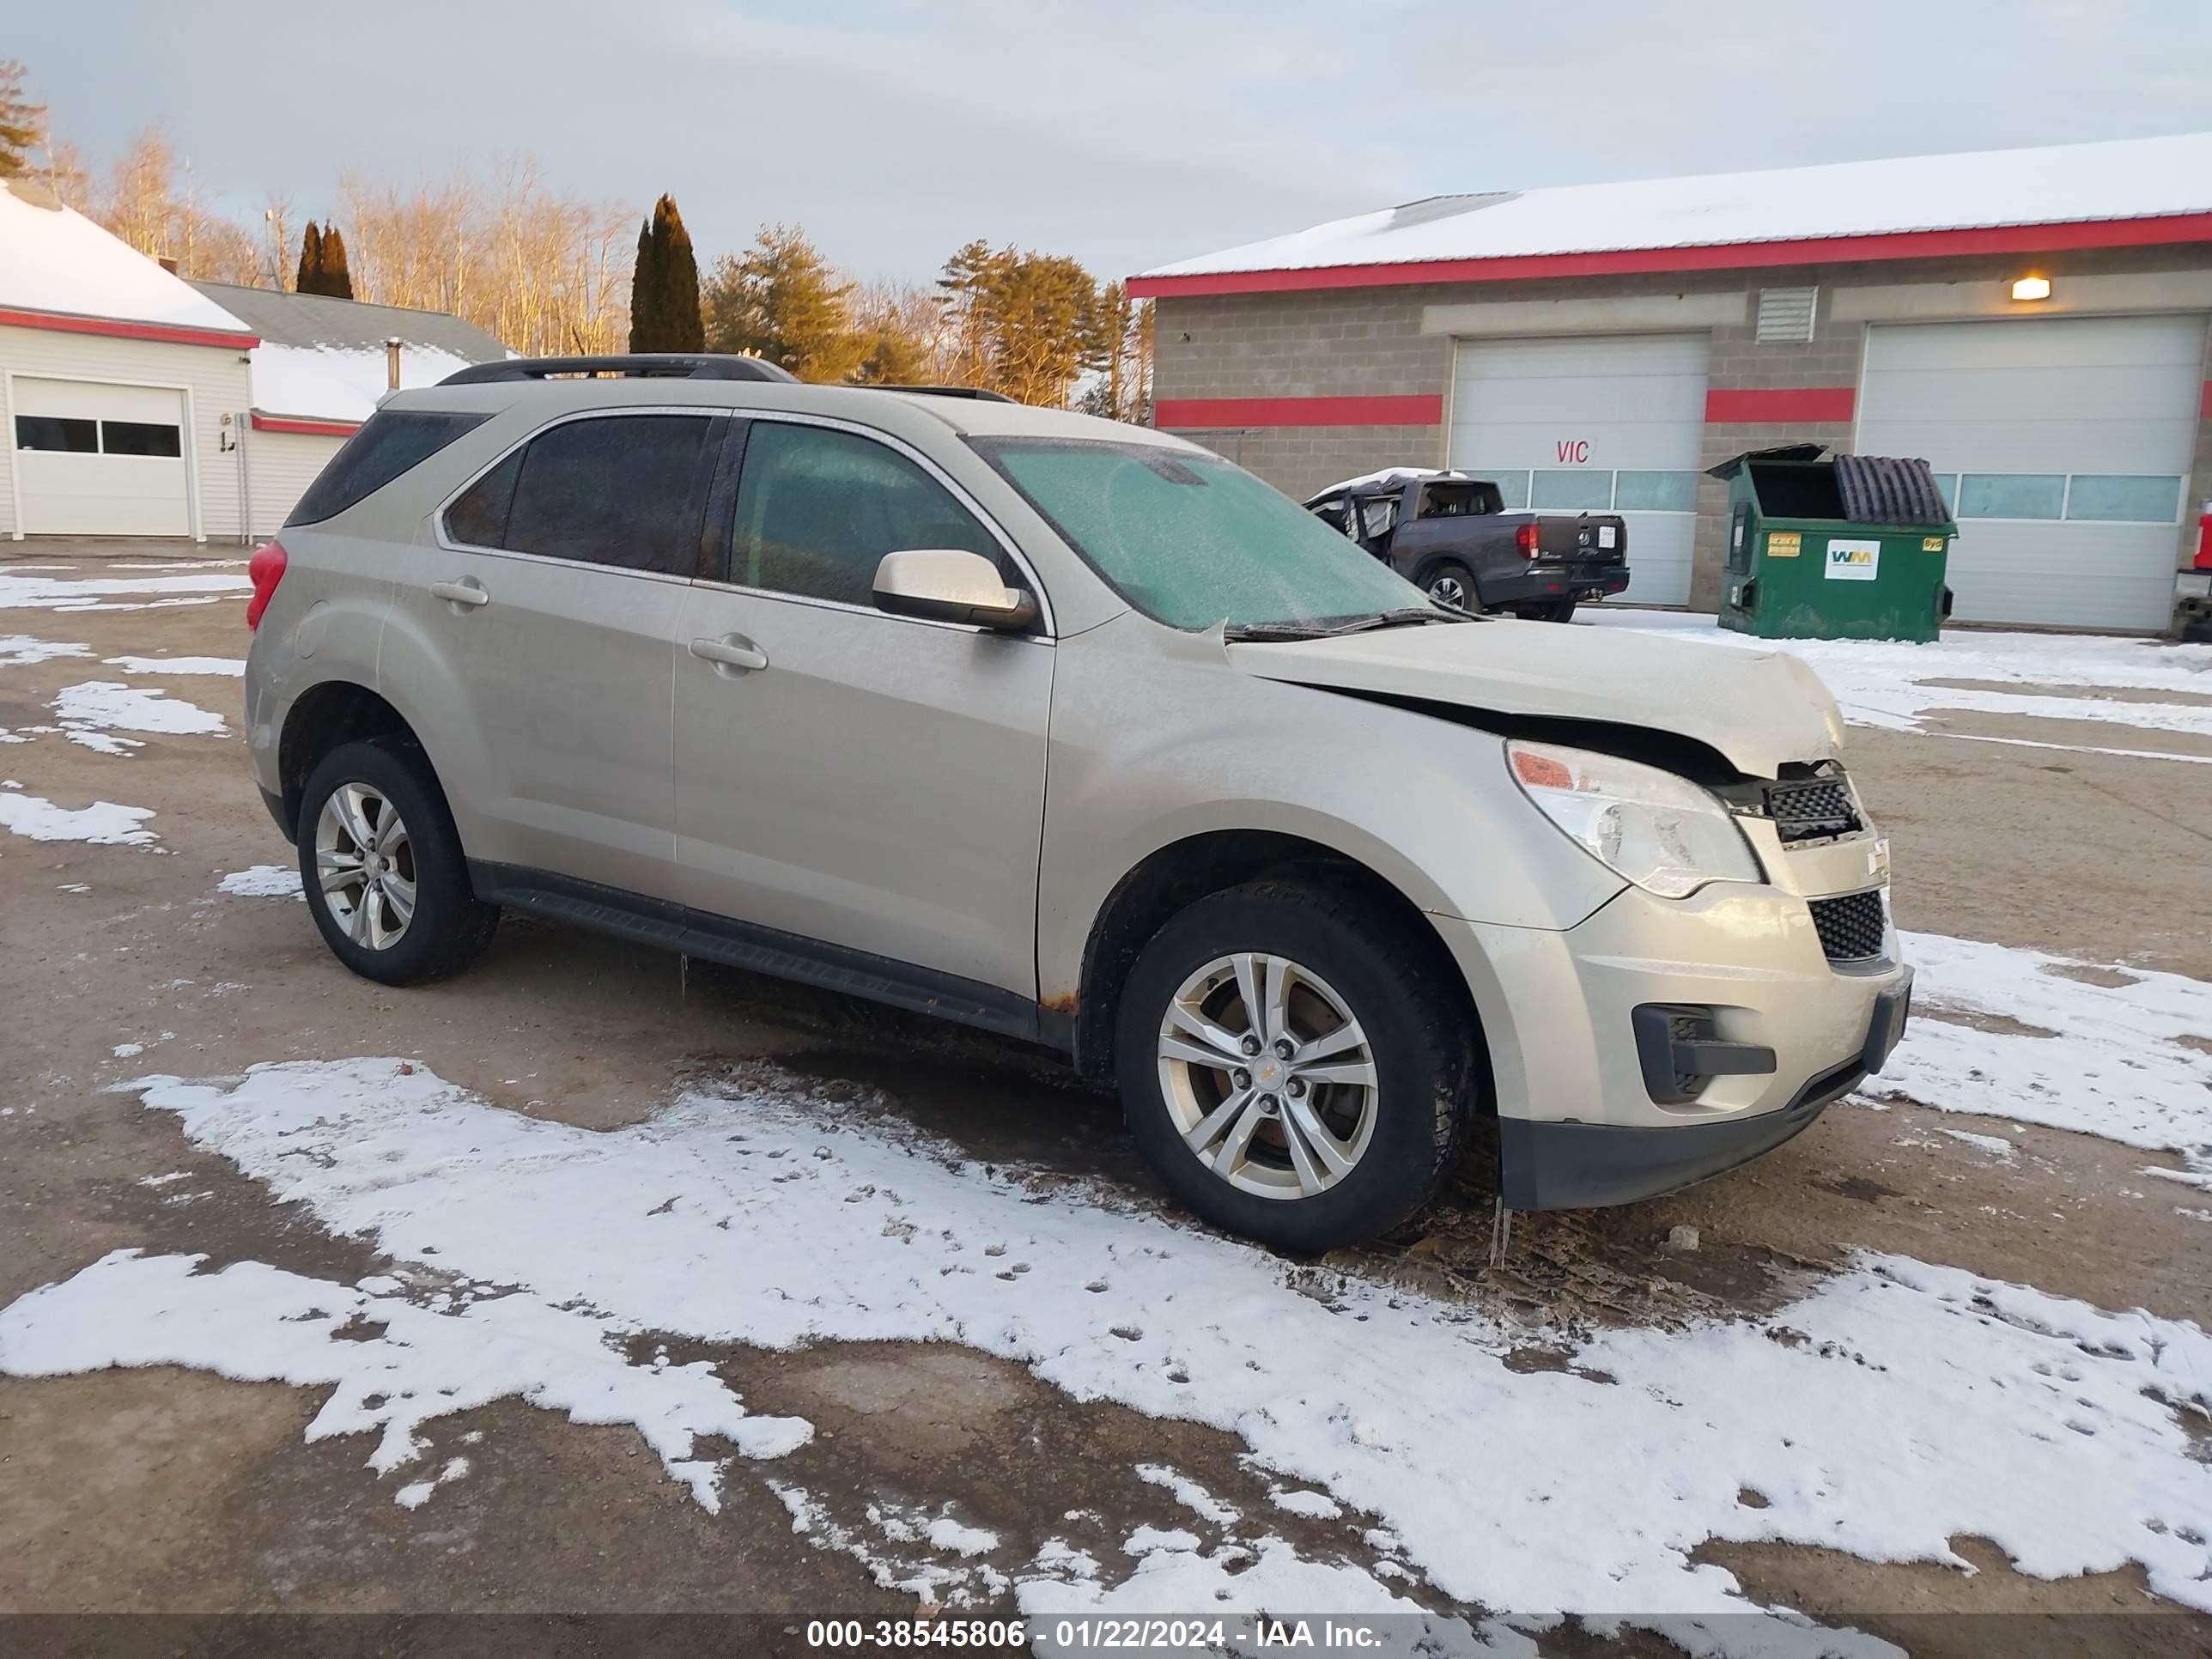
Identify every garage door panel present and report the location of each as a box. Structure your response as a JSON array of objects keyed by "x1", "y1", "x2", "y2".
[
  {"x1": 9, "y1": 376, "x2": 190, "y2": 538},
  {"x1": 1858, "y1": 317, "x2": 2202, "y2": 631},
  {"x1": 1450, "y1": 333, "x2": 1709, "y2": 605}
]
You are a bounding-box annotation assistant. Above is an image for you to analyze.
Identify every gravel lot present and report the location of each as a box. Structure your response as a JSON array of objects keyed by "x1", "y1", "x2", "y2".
[{"x1": 3, "y1": 544, "x2": 2209, "y2": 1657}]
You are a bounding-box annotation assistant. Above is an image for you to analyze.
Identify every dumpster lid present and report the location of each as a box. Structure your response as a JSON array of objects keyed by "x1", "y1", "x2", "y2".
[
  {"x1": 1705, "y1": 443, "x2": 1825, "y2": 481},
  {"x1": 1832, "y1": 453, "x2": 1952, "y2": 526}
]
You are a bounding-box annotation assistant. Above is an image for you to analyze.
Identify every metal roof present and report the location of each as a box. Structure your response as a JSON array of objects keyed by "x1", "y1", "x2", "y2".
[
  {"x1": 1131, "y1": 131, "x2": 2212, "y2": 296},
  {"x1": 187, "y1": 281, "x2": 508, "y2": 360}
]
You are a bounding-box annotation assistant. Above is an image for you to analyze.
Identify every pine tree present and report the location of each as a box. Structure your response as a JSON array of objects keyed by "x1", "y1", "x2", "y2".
[
  {"x1": 319, "y1": 225, "x2": 354, "y2": 300},
  {"x1": 629, "y1": 194, "x2": 702, "y2": 353},
  {"x1": 0, "y1": 61, "x2": 42, "y2": 179},
  {"x1": 702, "y1": 223, "x2": 866, "y2": 383},
  {"x1": 295, "y1": 221, "x2": 324, "y2": 294}
]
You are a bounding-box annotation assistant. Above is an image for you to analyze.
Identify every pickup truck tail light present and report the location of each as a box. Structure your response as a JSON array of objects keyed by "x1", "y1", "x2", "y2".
[
  {"x1": 1514, "y1": 522, "x2": 1540, "y2": 559},
  {"x1": 246, "y1": 539, "x2": 288, "y2": 629}
]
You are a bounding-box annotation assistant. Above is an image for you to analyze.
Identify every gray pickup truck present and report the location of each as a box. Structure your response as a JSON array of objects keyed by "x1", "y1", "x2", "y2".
[{"x1": 1305, "y1": 468, "x2": 1631, "y2": 623}]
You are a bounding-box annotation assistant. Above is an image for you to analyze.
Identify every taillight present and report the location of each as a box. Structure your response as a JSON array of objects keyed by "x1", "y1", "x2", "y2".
[
  {"x1": 246, "y1": 538, "x2": 288, "y2": 630},
  {"x1": 1514, "y1": 521, "x2": 1540, "y2": 558}
]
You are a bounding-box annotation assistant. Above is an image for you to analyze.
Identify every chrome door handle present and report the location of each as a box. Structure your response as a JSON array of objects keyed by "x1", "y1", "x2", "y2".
[
  {"x1": 689, "y1": 634, "x2": 769, "y2": 673},
  {"x1": 428, "y1": 579, "x2": 489, "y2": 608}
]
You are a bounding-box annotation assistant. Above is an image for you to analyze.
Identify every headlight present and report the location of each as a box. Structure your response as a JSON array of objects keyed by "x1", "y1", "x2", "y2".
[{"x1": 1507, "y1": 739, "x2": 1763, "y2": 899}]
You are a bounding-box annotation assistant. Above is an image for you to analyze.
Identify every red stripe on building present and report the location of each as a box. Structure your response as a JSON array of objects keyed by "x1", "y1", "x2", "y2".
[
  {"x1": 1153, "y1": 393, "x2": 1443, "y2": 428},
  {"x1": 0, "y1": 305, "x2": 259, "y2": 350},
  {"x1": 2202, "y1": 381, "x2": 2212, "y2": 419},
  {"x1": 1705, "y1": 387, "x2": 1856, "y2": 423},
  {"x1": 250, "y1": 412, "x2": 360, "y2": 437},
  {"x1": 1127, "y1": 213, "x2": 2212, "y2": 299}
]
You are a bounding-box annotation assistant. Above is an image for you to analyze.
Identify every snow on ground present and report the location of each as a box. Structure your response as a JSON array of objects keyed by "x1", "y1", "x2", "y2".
[
  {"x1": 1, "y1": 635, "x2": 94, "y2": 666},
  {"x1": 1, "y1": 1056, "x2": 2203, "y2": 1636},
  {"x1": 216, "y1": 864, "x2": 304, "y2": 900},
  {"x1": 1589, "y1": 610, "x2": 2212, "y2": 749},
  {"x1": 1882, "y1": 931, "x2": 2212, "y2": 1170},
  {"x1": 0, "y1": 790, "x2": 158, "y2": 847},
  {"x1": 251, "y1": 342, "x2": 478, "y2": 425},
  {"x1": 0, "y1": 572, "x2": 250, "y2": 613},
  {"x1": 51, "y1": 680, "x2": 227, "y2": 755},
  {"x1": 105, "y1": 654, "x2": 245, "y2": 677}
]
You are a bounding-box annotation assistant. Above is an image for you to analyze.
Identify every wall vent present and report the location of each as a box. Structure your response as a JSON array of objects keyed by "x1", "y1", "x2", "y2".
[{"x1": 1756, "y1": 286, "x2": 1818, "y2": 343}]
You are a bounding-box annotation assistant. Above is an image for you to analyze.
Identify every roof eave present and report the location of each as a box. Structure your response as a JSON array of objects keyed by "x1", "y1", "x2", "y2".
[
  {"x1": 0, "y1": 302, "x2": 259, "y2": 349},
  {"x1": 1127, "y1": 210, "x2": 2212, "y2": 299}
]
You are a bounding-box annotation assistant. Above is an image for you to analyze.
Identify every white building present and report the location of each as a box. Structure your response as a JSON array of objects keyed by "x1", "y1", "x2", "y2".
[{"x1": 1, "y1": 175, "x2": 505, "y2": 542}]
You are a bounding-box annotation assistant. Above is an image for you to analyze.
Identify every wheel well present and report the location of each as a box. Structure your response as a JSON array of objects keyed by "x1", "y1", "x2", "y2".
[
  {"x1": 1072, "y1": 830, "x2": 1486, "y2": 1093},
  {"x1": 276, "y1": 683, "x2": 422, "y2": 836}
]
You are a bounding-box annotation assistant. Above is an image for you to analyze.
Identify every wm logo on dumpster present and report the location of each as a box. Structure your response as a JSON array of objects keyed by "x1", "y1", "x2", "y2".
[{"x1": 1824, "y1": 539, "x2": 1881, "y2": 581}]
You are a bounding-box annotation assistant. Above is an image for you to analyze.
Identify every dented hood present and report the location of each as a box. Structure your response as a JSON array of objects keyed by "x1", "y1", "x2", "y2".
[{"x1": 1225, "y1": 619, "x2": 1844, "y2": 778}]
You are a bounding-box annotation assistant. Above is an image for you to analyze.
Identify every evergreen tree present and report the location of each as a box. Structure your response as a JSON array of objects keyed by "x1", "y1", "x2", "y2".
[
  {"x1": 295, "y1": 221, "x2": 324, "y2": 294},
  {"x1": 0, "y1": 60, "x2": 42, "y2": 179},
  {"x1": 937, "y1": 241, "x2": 1103, "y2": 406},
  {"x1": 702, "y1": 222, "x2": 866, "y2": 383},
  {"x1": 319, "y1": 225, "x2": 354, "y2": 299},
  {"x1": 629, "y1": 193, "x2": 702, "y2": 352}
]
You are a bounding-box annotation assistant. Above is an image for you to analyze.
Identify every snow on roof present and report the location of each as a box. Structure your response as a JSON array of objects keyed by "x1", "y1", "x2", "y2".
[
  {"x1": 1136, "y1": 131, "x2": 2212, "y2": 283},
  {"x1": 0, "y1": 179, "x2": 252, "y2": 336},
  {"x1": 1310, "y1": 466, "x2": 1466, "y2": 499},
  {"x1": 249, "y1": 341, "x2": 481, "y2": 426}
]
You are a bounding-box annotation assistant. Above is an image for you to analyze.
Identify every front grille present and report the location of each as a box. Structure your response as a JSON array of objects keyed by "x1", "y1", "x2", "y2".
[
  {"x1": 1810, "y1": 890, "x2": 1887, "y2": 963},
  {"x1": 1766, "y1": 776, "x2": 1862, "y2": 843}
]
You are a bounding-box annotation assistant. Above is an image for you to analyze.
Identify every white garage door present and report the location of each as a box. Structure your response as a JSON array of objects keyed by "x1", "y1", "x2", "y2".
[
  {"x1": 10, "y1": 377, "x2": 190, "y2": 537},
  {"x1": 1448, "y1": 334, "x2": 1710, "y2": 605},
  {"x1": 1857, "y1": 316, "x2": 2204, "y2": 631}
]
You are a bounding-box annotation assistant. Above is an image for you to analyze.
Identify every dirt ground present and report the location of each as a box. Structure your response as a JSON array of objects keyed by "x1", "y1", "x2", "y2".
[{"x1": 2, "y1": 543, "x2": 2208, "y2": 1654}]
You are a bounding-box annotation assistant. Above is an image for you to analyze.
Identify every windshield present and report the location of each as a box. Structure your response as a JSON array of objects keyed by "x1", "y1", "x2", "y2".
[{"x1": 973, "y1": 438, "x2": 1432, "y2": 631}]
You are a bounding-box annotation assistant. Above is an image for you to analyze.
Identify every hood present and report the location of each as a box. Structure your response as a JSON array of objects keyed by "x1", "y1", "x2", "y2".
[{"x1": 1226, "y1": 619, "x2": 1844, "y2": 778}]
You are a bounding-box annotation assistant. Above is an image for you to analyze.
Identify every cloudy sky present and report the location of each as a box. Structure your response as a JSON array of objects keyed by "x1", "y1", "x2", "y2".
[{"x1": 15, "y1": 0, "x2": 2212, "y2": 283}]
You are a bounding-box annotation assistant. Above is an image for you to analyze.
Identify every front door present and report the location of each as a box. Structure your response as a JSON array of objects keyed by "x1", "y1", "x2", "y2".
[
  {"x1": 673, "y1": 416, "x2": 1052, "y2": 1000},
  {"x1": 402, "y1": 409, "x2": 720, "y2": 902}
]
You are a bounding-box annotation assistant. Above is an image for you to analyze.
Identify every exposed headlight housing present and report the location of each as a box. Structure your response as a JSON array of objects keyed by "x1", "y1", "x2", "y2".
[{"x1": 1508, "y1": 740, "x2": 1764, "y2": 899}]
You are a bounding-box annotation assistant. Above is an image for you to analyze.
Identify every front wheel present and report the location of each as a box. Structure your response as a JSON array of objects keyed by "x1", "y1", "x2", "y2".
[
  {"x1": 297, "y1": 738, "x2": 499, "y2": 986},
  {"x1": 1115, "y1": 882, "x2": 1477, "y2": 1251}
]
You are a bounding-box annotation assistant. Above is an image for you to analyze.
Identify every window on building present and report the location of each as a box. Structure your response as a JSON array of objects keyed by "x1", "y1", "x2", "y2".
[
  {"x1": 1956, "y1": 474, "x2": 2065, "y2": 520},
  {"x1": 1612, "y1": 471, "x2": 1699, "y2": 513},
  {"x1": 1488, "y1": 471, "x2": 1529, "y2": 510},
  {"x1": 1530, "y1": 470, "x2": 1614, "y2": 512},
  {"x1": 15, "y1": 416, "x2": 98, "y2": 453},
  {"x1": 730, "y1": 421, "x2": 1000, "y2": 606},
  {"x1": 2063, "y1": 475, "x2": 2182, "y2": 524},
  {"x1": 100, "y1": 420, "x2": 183, "y2": 458}
]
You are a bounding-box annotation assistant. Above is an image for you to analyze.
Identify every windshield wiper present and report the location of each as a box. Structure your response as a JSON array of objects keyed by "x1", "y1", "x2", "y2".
[{"x1": 1225, "y1": 607, "x2": 1470, "y2": 642}]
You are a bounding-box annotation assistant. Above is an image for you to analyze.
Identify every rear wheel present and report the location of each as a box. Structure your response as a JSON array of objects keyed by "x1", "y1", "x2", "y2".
[
  {"x1": 1115, "y1": 882, "x2": 1476, "y2": 1251},
  {"x1": 1419, "y1": 561, "x2": 1476, "y2": 612},
  {"x1": 298, "y1": 738, "x2": 498, "y2": 986}
]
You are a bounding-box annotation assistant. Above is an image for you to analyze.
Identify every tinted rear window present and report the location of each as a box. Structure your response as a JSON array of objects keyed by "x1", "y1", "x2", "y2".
[{"x1": 286, "y1": 409, "x2": 491, "y2": 527}]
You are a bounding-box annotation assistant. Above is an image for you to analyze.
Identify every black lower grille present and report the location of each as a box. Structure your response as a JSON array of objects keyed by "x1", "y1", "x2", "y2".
[
  {"x1": 1767, "y1": 776, "x2": 1862, "y2": 843},
  {"x1": 1810, "y1": 890, "x2": 1887, "y2": 963}
]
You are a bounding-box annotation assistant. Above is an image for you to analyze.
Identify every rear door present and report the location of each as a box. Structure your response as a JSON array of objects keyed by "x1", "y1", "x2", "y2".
[
  {"x1": 404, "y1": 409, "x2": 720, "y2": 902},
  {"x1": 672, "y1": 415, "x2": 1053, "y2": 1001}
]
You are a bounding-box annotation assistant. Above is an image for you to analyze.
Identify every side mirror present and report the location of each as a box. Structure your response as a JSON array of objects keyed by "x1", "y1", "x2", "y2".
[{"x1": 872, "y1": 549, "x2": 1038, "y2": 632}]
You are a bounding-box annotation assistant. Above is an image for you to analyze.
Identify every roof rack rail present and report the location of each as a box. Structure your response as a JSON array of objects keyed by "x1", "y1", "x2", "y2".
[
  {"x1": 878, "y1": 385, "x2": 1018, "y2": 404},
  {"x1": 438, "y1": 353, "x2": 799, "y2": 386}
]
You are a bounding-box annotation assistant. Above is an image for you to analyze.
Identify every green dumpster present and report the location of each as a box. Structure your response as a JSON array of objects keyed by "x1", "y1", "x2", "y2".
[{"x1": 1712, "y1": 444, "x2": 1956, "y2": 643}]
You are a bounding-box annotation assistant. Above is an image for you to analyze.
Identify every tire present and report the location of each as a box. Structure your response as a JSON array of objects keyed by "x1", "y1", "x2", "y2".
[
  {"x1": 296, "y1": 737, "x2": 499, "y2": 986},
  {"x1": 1115, "y1": 881, "x2": 1477, "y2": 1251},
  {"x1": 1419, "y1": 561, "x2": 1477, "y2": 613},
  {"x1": 1513, "y1": 599, "x2": 1577, "y2": 623}
]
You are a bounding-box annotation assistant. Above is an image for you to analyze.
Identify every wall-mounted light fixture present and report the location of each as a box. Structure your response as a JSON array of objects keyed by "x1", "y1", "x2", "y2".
[{"x1": 2010, "y1": 275, "x2": 2053, "y2": 302}]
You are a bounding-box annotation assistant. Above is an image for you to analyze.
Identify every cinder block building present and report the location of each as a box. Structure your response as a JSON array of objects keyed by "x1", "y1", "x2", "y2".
[{"x1": 1129, "y1": 132, "x2": 2212, "y2": 632}]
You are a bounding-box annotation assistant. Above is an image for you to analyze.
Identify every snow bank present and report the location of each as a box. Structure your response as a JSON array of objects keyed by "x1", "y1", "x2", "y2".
[{"x1": 7, "y1": 1057, "x2": 2198, "y2": 1625}]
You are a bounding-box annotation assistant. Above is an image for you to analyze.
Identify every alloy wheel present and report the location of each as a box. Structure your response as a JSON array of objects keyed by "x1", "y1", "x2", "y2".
[
  {"x1": 1156, "y1": 951, "x2": 1378, "y2": 1200},
  {"x1": 314, "y1": 781, "x2": 416, "y2": 951},
  {"x1": 1427, "y1": 574, "x2": 1467, "y2": 609}
]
